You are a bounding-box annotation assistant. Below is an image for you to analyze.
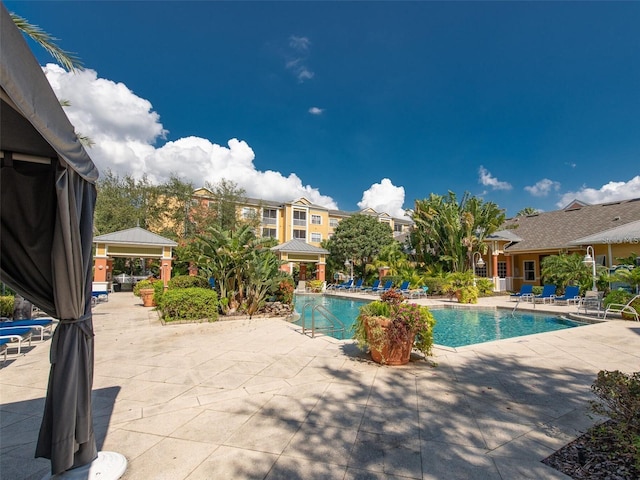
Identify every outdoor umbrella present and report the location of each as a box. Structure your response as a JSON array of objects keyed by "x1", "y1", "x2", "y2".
[{"x1": 0, "y1": 3, "x2": 121, "y2": 476}]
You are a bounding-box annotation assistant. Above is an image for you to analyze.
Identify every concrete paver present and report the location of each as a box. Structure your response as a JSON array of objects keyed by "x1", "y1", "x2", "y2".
[{"x1": 1, "y1": 291, "x2": 639, "y2": 479}]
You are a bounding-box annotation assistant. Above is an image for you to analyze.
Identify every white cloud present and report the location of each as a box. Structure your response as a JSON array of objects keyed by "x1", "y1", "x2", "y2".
[
  {"x1": 43, "y1": 64, "x2": 338, "y2": 209},
  {"x1": 289, "y1": 35, "x2": 310, "y2": 51},
  {"x1": 524, "y1": 178, "x2": 561, "y2": 197},
  {"x1": 556, "y1": 176, "x2": 640, "y2": 208},
  {"x1": 357, "y1": 179, "x2": 408, "y2": 219},
  {"x1": 308, "y1": 107, "x2": 324, "y2": 115},
  {"x1": 478, "y1": 166, "x2": 512, "y2": 191},
  {"x1": 285, "y1": 35, "x2": 314, "y2": 82}
]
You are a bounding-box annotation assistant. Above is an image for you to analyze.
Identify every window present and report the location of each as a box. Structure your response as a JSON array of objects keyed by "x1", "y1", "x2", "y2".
[
  {"x1": 394, "y1": 224, "x2": 403, "y2": 233},
  {"x1": 311, "y1": 214, "x2": 322, "y2": 225},
  {"x1": 293, "y1": 229, "x2": 306, "y2": 240},
  {"x1": 242, "y1": 207, "x2": 255, "y2": 219},
  {"x1": 293, "y1": 210, "x2": 307, "y2": 226},
  {"x1": 262, "y1": 208, "x2": 277, "y2": 225},
  {"x1": 262, "y1": 228, "x2": 277, "y2": 238},
  {"x1": 329, "y1": 218, "x2": 339, "y2": 228},
  {"x1": 524, "y1": 261, "x2": 535, "y2": 281},
  {"x1": 497, "y1": 261, "x2": 507, "y2": 278},
  {"x1": 474, "y1": 264, "x2": 487, "y2": 278},
  {"x1": 310, "y1": 232, "x2": 322, "y2": 243}
]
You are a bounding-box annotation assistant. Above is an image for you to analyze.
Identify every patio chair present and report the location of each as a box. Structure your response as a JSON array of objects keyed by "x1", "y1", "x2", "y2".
[
  {"x1": 0, "y1": 318, "x2": 55, "y2": 341},
  {"x1": 510, "y1": 284, "x2": 533, "y2": 301},
  {"x1": 349, "y1": 279, "x2": 364, "y2": 291},
  {"x1": 603, "y1": 294, "x2": 640, "y2": 322},
  {"x1": 361, "y1": 280, "x2": 380, "y2": 293},
  {"x1": 378, "y1": 280, "x2": 394, "y2": 294},
  {"x1": 0, "y1": 327, "x2": 33, "y2": 354},
  {"x1": 553, "y1": 286, "x2": 581, "y2": 305},
  {"x1": 335, "y1": 279, "x2": 354, "y2": 291},
  {"x1": 577, "y1": 290, "x2": 604, "y2": 316},
  {"x1": 532, "y1": 284, "x2": 556, "y2": 304},
  {"x1": 326, "y1": 280, "x2": 350, "y2": 291}
]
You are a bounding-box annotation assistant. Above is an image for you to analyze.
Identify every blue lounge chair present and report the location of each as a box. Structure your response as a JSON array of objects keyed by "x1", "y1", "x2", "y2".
[
  {"x1": 350, "y1": 279, "x2": 364, "y2": 291},
  {"x1": 510, "y1": 284, "x2": 533, "y2": 301},
  {"x1": 532, "y1": 285, "x2": 557, "y2": 304},
  {"x1": 372, "y1": 280, "x2": 393, "y2": 295},
  {"x1": 335, "y1": 279, "x2": 353, "y2": 291},
  {"x1": 361, "y1": 280, "x2": 380, "y2": 293},
  {"x1": 0, "y1": 327, "x2": 33, "y2": 354},
  {"x1": 398, "y1": 281, "x2": 411, "y2": 296},
  {"x1": 1, "y1": 318, "x2": 55, "y2": 340},
  {"x1": 553, "y1": 286, "x2": 580, "y2": 305}
]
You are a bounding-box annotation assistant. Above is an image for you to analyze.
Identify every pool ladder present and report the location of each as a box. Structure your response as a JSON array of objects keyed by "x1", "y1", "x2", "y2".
[{"x1": 298, "y1": 301, "x2": 347, "y2": 338}]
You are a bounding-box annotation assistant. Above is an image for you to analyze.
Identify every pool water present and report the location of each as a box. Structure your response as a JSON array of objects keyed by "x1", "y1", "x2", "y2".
[{"x1": 293, "y1": 294, "x2": 585, "y2": 347}]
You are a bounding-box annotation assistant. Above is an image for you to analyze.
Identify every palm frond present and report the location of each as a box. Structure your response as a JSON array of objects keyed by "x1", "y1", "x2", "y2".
[{"x1": 10, "y1": 12, "x2": 83, "y2": 72}]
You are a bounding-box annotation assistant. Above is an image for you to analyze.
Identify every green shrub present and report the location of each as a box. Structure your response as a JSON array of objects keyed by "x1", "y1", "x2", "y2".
[
  {"x1": 591, "y1": 370, "x2": 640, "y2": 470},
  {"x1": 133, "y1": 279, "x2": 157, "y2": 297},
  {"x1": 0, "y1": 296, "x2": 14, "y2": 317},
  {"x1": 422, "y1": 277, "x2": 446, "y2": 295},
  {"x1": 476, "y1": 278, "x2": 494, "y2": 296},
  {"x1": 532, "y1": 286, "x2": 543, "y2": 296},
  {"x1": 458, "y1": 285, "x2": 479, "y2": 304},
  {"x1": 604, "y1": 290, "x2": 633, "y2": 309},
  {"x1": 156, "y1": 287, "x2": 219, "y2": 322},
  {"x1": 307, "y1": 280, "x2": 323, "y2": 293},
  {"x1": 168, "y1": 275, "x2": 210, "y2": 290}
]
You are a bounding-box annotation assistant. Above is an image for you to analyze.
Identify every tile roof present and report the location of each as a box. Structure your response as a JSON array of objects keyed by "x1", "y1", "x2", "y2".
[{"x1": 502, "y1": 198, "x2": 640, "y2": 252}]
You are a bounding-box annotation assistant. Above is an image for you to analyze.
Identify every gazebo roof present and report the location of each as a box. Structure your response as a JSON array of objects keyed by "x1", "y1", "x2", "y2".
[
  {"x1": 271, "y1": 239, "x2": 329, "y2": 254},
  {"x1": 93, "y1": 227, "x2": 177, "y2": 247}
]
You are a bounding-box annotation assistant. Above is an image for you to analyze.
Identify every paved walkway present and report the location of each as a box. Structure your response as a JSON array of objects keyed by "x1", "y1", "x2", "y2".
[{"x1": 1, "y1": 292, "x2": 639, "y2": 479}]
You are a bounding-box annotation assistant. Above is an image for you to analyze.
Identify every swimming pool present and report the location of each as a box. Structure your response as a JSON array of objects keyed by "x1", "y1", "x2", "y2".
[{"x1": 293, "y1": 294, "x2": 585, "y2": 347}]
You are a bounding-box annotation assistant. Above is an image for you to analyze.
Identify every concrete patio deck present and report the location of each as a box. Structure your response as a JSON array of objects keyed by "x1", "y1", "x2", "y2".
[{"x1": 1, "y1": 292, "x2": 639, "y2": 479}]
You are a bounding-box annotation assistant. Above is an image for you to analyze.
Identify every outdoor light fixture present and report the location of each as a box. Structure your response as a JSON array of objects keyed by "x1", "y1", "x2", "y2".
[
  {"x1": 582, "y1": 246, "x2": 597, "y2": 292},
  {"x1": 344, "y1": 259, "x2": 354, "y2": 281},
  {"x1": 472, "y1": 252, "x2": 485, "y2": 287}
]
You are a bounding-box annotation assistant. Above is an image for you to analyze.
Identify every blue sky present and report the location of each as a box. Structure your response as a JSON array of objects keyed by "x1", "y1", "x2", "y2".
[{"x1": 7, "y1": 1, "x2": 640, "y2": 218}]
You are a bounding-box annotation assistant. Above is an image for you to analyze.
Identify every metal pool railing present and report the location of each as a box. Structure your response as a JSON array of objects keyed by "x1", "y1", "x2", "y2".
[{"x1": 298, "y1": 301, "x2": 347, "y2": 338}]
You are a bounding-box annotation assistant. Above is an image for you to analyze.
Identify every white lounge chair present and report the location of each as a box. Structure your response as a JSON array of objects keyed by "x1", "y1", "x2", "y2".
[{"x1": 603, "y1": 294, "x2": 640, "y2": 322}]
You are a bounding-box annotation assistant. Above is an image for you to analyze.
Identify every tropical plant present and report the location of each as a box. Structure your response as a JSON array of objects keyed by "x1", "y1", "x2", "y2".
[
  {"x1": 243, "y1": 248, "x2": 287, "y2": 317},
  {"x1": 410, "y1": 192, "x2": 505, "y2": 273},
  {"x1": 353, "y1": 294, "x2": 435, "y2": 364},
  {"x1": 612, "y1": 266, "x2": 640, "y2": 295},
  {"x1": 541, "y1": 253, "x2": 607, "y2": 293},
  {"x1": 441, "y1": 271, "x2": 477, "y2": 303},
  {"x1": 516, "y1": 207, "x2": 539, "y2": 217}
]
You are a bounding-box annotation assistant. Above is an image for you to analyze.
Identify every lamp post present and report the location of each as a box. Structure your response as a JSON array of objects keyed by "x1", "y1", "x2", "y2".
[
  {"x1": 472, "y1": 252, "x2": 485, "y2": 287},
  {"x1": 582, "y1": 246, "x2": 597, "y2": 291},
  {"x1": 344, "y1": 259, "x2": 354, "y2": 281}
]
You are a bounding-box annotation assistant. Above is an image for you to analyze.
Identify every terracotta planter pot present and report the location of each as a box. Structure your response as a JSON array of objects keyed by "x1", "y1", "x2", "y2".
[
  {"x1": 364, "y1": 316, "x2": 414, "y2": 366},
  {"x1": 139, "y1": 288, "x2": 155, "y2": 307}
]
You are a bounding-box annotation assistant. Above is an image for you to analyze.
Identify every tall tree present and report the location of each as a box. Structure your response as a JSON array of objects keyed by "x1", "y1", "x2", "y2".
[
  {"x1": 410, "y1": 192, "x2": 505, "y2": 272},
  {"x1": 325, "y1": 214, "x2": 394, "y2": 279},
  {"x1": 203, "y1": 179, "x2": 248, "y2": 232}
]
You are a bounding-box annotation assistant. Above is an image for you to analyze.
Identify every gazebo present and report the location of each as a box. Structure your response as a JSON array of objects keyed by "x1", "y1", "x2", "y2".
[
  {"x1": 271, "y1": 239, "x2": 329, "y2": 281},
  {"x1": 93, "y1": 227, "x2": 177, "y2": 290}
]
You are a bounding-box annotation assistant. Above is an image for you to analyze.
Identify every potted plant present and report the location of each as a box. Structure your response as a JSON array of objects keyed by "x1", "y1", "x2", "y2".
[
  {"x1": 354, "y1": 290, "x2": 436, "y2": 365},
  {"x1": 133, "y1": 278, "x2": 158, "y2": 307}
]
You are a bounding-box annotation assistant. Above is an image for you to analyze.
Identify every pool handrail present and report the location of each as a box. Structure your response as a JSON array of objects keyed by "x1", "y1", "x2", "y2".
[{"x1": 298, "y1": 301, "x2": 347, "y2": 338}]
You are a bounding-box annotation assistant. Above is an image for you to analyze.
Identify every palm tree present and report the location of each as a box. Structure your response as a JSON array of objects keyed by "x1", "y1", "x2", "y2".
[{"x1": 10, "y1": 12, "x2": 82, "y2": 71}]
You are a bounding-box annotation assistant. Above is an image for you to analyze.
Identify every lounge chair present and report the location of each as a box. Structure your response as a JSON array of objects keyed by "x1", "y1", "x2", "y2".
[
  {"x1": 326, "y1": 280, "x2": 350, "y2": 291},
  {"x1": 577, "y1": 291, "x2": 604, "y2": 316},
  {"x1": 553, "y1": 286, "x2": 581, "y2": 305},
  {"x1": 0, "y1": 327, "x2": 33, "y2": 354},
  {"x1": 376, "y1": 280, "x2": 394, "y2": 295},
  {"x1": 532, "y1": 284, "x2": 556, "y2": 304},
  {"x1": 361, "y1": 280, "x2": 380, "y2": 293},
  {"x1": 0, "y1": 318, "x2": 55, "y2": 341},
  {"x1": 603, "y1": 294, "x2": 640, "y2": 322},
  {"x1": 350, "y1": 279, "x2": 364, "y2": 291},
  {"x1": 510, "y1": 284, "x2": 533, "y2": 301},
  {"x1": 335, "y1": 279, "x2": 354, "y2": 291}
]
